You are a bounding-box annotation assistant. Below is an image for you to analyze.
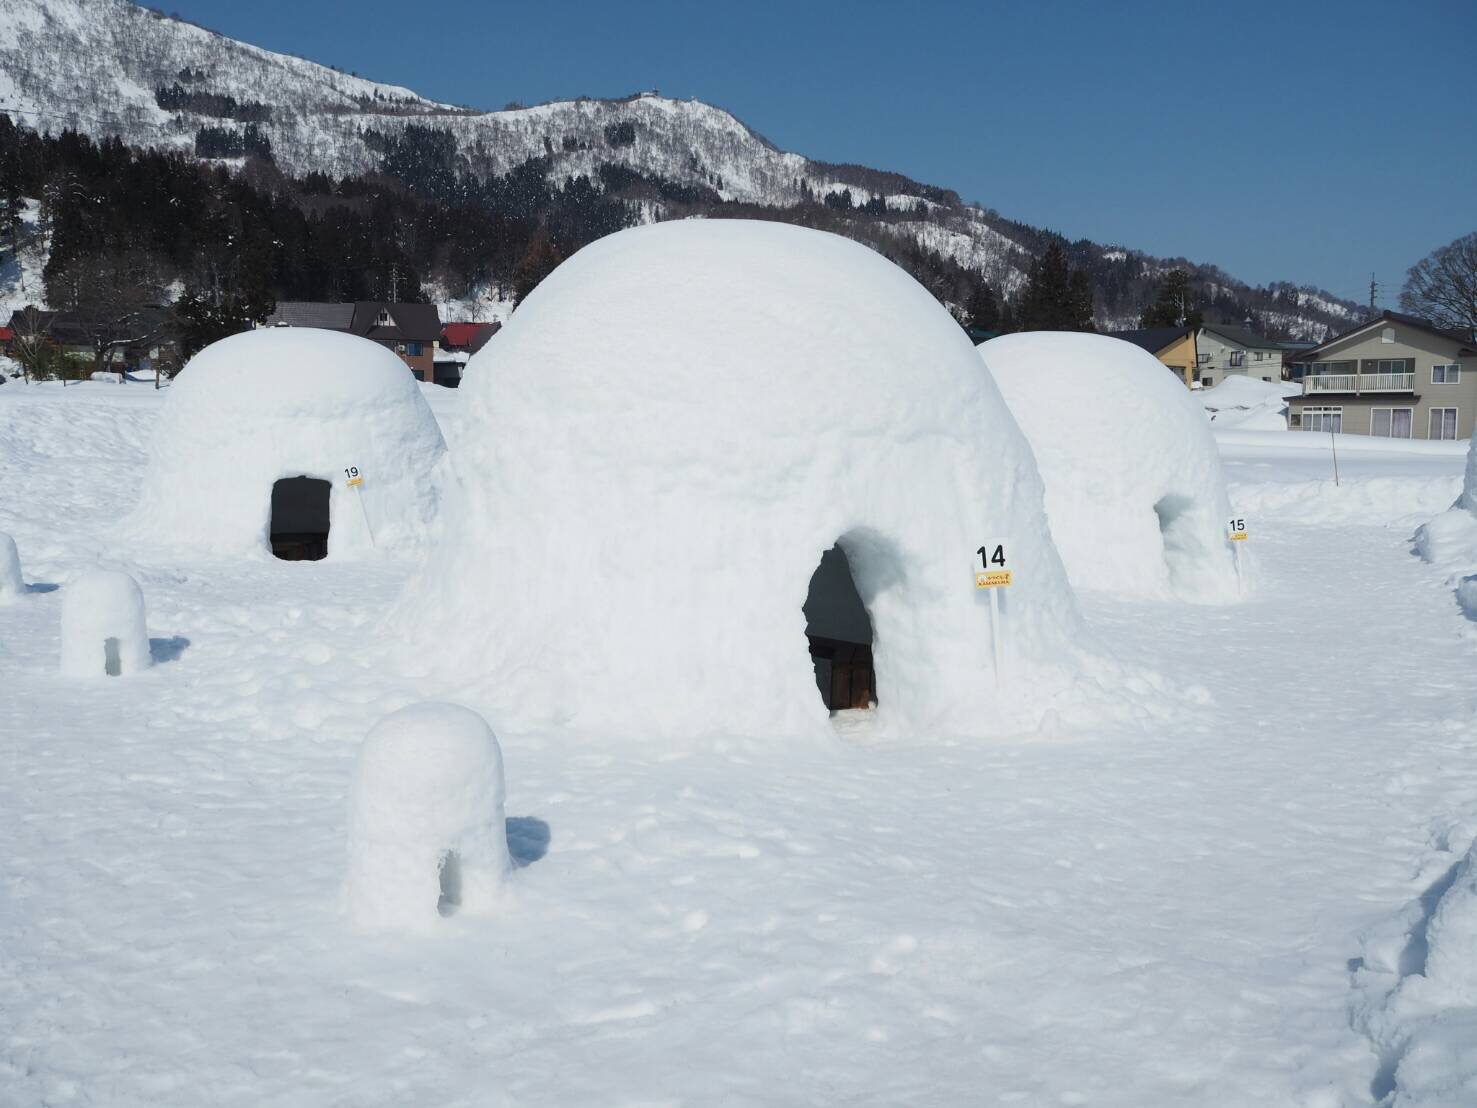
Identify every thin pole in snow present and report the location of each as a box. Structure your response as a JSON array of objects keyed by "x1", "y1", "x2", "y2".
[
  {"x1": 355, "y1": 483, "x2": 376, "y2": 547},
  {"x1": 988, "y1": 587, "x2": 1003, "y2": 690},
  {"x1": 1330, "y1": 428, "x2": 1340, "y2": 487}
]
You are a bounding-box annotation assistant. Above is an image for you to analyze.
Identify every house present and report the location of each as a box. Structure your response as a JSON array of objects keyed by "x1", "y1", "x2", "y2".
[
  {"x1": 261, "y1": 301, "x2": 442, "y2": 382},
  {"x1": 1196, "y1": 323, "x2": 1286, "y2": 387},
  {"x1": 433, "y1": 321, "x2": 501, "y2": 388},
  {"x1": 1103, "y1": 326, "x2": 1199, "y2": 386},
  {"x1": 4, "y1": 308, "x2": 175, "y2": 372},
  {"x1": 1286, "y1": 311, "x2": 1477, "y2": 440}
]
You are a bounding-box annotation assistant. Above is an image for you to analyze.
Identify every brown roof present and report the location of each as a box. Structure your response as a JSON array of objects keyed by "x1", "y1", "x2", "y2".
[{"x1": 262, "y1": 301, "x2": 441, "y2": 343}]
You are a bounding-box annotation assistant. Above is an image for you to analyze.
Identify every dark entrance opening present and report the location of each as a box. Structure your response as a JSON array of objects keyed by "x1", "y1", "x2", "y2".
[
  {"x1": 804, "y1": 545, "x2": 876, "y2": 711},
  {"x1": 270, "y1": 477, "x2": 331, "y2": 561}
]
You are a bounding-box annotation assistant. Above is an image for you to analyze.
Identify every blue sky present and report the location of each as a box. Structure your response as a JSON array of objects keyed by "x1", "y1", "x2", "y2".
[{"x1": 170, "y1": 0, "x2": 1474, "y2": 306}]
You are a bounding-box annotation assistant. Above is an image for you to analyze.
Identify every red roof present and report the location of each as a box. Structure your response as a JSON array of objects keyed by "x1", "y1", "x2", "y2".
[
  {"x1": 441, "y1": 321, "x2": 500, "y2": 350},
  {"x1": 0, "y1": 327, "x2": 14, "y2": 342}
]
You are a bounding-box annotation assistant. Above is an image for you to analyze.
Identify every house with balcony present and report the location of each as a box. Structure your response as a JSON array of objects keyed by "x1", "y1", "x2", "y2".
[
  {"x1": 1196, "y1": 323, "x2": 1286, "y2": 388},
  {"x1": 1287, "y1": 311, "x2": 1477, "y2": 439}
]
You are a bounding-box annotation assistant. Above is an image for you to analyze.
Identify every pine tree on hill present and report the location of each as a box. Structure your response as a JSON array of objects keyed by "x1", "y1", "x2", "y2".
[
  {"x1": 963, "y1": 281, "x2": 999, "y2": 333},
  {"x1": 1140, "y1": 268, "x2": 1203, "y2": 329},
  {"x1": 1014, "y1": 243, "x2": 1095, "y2": 332}
]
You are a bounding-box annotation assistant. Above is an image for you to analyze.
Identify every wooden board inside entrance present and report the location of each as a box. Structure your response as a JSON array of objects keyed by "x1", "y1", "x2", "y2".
[{"x1": 808, "y1": 635, "x2": 875, "y2": 711}]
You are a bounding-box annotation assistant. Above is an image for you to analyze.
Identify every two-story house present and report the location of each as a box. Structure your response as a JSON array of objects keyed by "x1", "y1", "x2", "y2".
[
  {"x1": 1196, "y1": 323, "x2": 1285, "y2": 388},
  {"x1": 261, "y1": 301, "x2": 442, "y2": 381},
  {"x1": 1104, "y1": 326, "x2": 1199, "y2": 386},
  {"x1": 1287, "y1": 311, "x2": 1477, "y2": 439}
]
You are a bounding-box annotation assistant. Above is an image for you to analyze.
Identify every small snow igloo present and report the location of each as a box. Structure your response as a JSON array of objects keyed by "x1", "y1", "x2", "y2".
[
  {"x1": 61, "y1": 569, "x2": 150, "y2": 677},
  {"x1": 396, "y1": 220, "x2": 1085, "y2": 742},
  {"x1": 979, "y1": 332, "x2": 1245, "y2": 602},
  {"x1": 126, "y1": 328, "x2": 446, "y2": 561}
]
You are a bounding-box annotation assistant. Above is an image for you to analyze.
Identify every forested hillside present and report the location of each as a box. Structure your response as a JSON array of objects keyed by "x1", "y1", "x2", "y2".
[{"x1": 0, "y1": 0, "x2": 1366, "y2": 338}]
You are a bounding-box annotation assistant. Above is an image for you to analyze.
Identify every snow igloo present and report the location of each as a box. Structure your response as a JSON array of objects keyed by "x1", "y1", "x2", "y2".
[
  {"x1": 126, "y1": 328, "x2": 447, "y2": 561},
  {"x1": 979, "y1": 332, "x2": 1246, "y2": 602},
  {"x1": 396, "y1": 219, "x2": 1087, "y2": 742},
  {"x1": 61, "y1": 569, "x2": 151, "y2": 677}
]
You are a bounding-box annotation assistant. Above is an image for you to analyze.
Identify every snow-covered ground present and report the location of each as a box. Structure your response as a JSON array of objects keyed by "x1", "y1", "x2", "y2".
[{"x1": 4, "y1": 381, "x2": 1477, "y2": 1105}]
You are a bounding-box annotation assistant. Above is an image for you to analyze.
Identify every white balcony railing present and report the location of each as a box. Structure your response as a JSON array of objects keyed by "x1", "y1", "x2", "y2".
[{"x1": 1304, "y1": 372, "x2": 1414, "y2": 394}]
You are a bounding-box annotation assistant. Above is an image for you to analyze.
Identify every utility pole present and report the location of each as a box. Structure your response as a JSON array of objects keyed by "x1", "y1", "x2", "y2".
[
  {"x1": 389, "y1": 262, "x2": 400, "y2": 305},
  {"x1": 1369, "y1": 272, "x2": 1380, "y2": 313}
]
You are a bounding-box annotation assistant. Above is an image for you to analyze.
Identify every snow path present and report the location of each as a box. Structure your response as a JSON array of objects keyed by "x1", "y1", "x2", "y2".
[{"x1": 4, "y1": 384, "x2": 1477, "y2": 1105}]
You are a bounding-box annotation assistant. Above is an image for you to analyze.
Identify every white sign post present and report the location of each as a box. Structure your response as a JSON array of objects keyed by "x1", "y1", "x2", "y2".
[
  {"x1": 344, "y1": 466, "x2": 375, "y2": 547},
  {"x1": 975, "y1": 543, "x2": 1012, "y2": 689},
  {"x1": 1227, "y1": 516, "x2": 1247, "y2": 574}
]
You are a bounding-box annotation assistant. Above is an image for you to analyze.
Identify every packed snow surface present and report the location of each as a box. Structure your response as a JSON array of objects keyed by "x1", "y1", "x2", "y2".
[
  {"x1": 346, "y1": 701, "x2": 512, "y2": 932},
  {"x1": 124, "y1": 328, "x2": 447, "y2": 560},
  {"x1": 7, "y1": 379, "x2": 1477, "y2": 1105},
  {"x1": 402, "y1": 219, "x2": 1086, "y2": 742},
  {"x1": 1199, "y1": 375, "x2": 1292, "y2": 431},
  {"x1": 980, "y1": 331, "x2": 1245, "y2": 601},
  {"x1": 58, "y1": 568, "x2": 150, "y2": 677}
]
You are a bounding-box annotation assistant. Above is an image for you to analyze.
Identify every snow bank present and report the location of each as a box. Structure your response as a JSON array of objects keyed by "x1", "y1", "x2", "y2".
[
  {"x1": 1415, "y1": 430, "x2": 1477, "y2": 614},
  {"x1": 123, "y1": 328, "x2": 447, "y2": 560},
  {"x1": 396, "y1": 219, "x2": 1086, "y2": 742},
  {"x1": 346, "y1": 702, "x2": 511, "y2": 931},
  {"x1": 1358, "y1": 835, "x2": 1477, "y2": 1106},
  {"x1": 0, "y1": 532, "x2": 23, "y2": 602},
  {"x1": 60, "y1": 568, "x2": 150, "y2": 676},
  {"x1": 979, "y1": 332, "x2": 1245, "y2": 602},
  {"x1": 1199, "y1": 376, "x2": 1291, "y2": 431}
]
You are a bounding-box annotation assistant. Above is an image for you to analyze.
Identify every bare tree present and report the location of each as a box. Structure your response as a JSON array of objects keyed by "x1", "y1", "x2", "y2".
[
  {"x1": 49, "y1": 251, "x2": 169, "y2": 380},
  {"x1": 1400, "y1": 232, "x2": 1477, "y2": 337},
  {"x1": 10, "y1": 305, "x2": 48, "y2": 384}
]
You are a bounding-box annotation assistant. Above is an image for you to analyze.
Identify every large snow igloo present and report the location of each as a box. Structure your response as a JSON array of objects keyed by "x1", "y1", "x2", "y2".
[
  {"x1": 978, "y1": 332, "x2": 1245, "y2": 602},
  {"x1": 396, "y1": 219, "x2": 1085, "y2": 741},
  {"x1": 126, "y1": 328, "x2": 446, "y2": 561}
]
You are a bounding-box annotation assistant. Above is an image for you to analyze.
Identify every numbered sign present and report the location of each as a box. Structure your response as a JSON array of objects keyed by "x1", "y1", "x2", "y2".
[
  {"x1": 976, "y1": 544, "x2": 1013, "y2": 588},
  {"x1": 344, "y1": 465, "x2": 363, "y2": 488},
  {"x1": 1227, "y1": 517, "x2": 1248, "y2": 541}
]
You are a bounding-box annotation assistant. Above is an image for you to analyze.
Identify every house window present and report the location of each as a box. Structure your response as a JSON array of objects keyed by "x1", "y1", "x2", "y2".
[
  {"x1": 1434, "y1": 363, "x2": 1461, "y2": 384},
  {"x1": 1370, "y1": 359, "x2": 1410, "y2": 374},
  {"x1": 1371, "y1": 408, "x2": 1413, "y2": 438},
  {"x1": 1303, "y1": 406, "x2": 1342, "y2": 433},
  {"x1": 1230, "y1": 351, "x2": 1245, "y2": 367},
  {"x1": 376, "y1": 309, "x2": 394, "y2": 328},
  {"x1": 1430, "y1": 407, "x2": 1459, "y2": 440},
  {"x1": 407, "y1": 341, "x2": 424, "y2": 356},
  {"x1": 1254, "y1": 351, "x2": 1264, "y2": 361},
  {"x1": 1197, "y1": 352, "x2": 1211, "y2": 364},
  {"x1": 1381, "y1": 327, "x2": 1395, "y2": 343}
]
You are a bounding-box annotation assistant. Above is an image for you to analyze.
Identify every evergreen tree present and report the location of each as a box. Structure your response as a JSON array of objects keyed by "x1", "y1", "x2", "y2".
[
  {"x1": 963, "y1": 281, "x2": 999, "y2": 332},
  {"x1": 1015, "y1": 243, "x2": 1095, "y2": 332},
  {"x1": 1140, "y1": 268, "x2": 1202, "y2": 328}
]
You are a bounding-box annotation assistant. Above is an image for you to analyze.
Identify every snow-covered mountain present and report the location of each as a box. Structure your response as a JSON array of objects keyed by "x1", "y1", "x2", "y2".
[{"x1": 0, "y1": 0, "x2": 1364, "y2": 337}]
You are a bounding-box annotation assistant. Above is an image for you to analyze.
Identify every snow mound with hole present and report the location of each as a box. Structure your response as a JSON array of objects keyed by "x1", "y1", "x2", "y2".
[
  {"x1": 396, "y1": 219, "x2": 1090, "y2": 742},
  {"x1": 346, "y1": 701, "x2": 511, "y2": 932},
  {"x1": 60, "y1": 568, "x2": 150, "y2": 677},
  {"x1": 979, "y1": 332, "x2": 1246, "y2": 602},
  {"x1": 123, "y1": 328, "x2": 447, "y2": 560}
]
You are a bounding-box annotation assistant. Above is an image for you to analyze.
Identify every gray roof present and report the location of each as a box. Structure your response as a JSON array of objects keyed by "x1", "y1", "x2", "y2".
[
  {"x1": 1294, "y1": 310, "x2": 1477, "y2": 362},
  {"x1": 263, "y1": 302, "x2": 356, "y2": 330},
  {"x1": 1200, "y1": 323, "x2": 1281, "y2": 350},
  {"x1": 349, "y1": 302, "x2": 441, "y2": 342},
  {"x1": 1104, "y1": 326, "x2": 1192, "y2": 355}
]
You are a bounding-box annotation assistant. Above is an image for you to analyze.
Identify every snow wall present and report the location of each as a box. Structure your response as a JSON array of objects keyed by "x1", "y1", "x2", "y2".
[
  {"x1": 979, "y1": 332, "x2": 1245, "y2": 602},
  {"x1": 395, "y1": 219, "x2": 1088, "y2": 742},
  {"x1": 124, "y1": 328, "x2": 447, "y2": 560}
]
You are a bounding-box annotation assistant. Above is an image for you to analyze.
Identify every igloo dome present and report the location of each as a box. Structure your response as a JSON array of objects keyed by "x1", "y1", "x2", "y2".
[
  {"x1": 125, "y1": 328, "x2": 447, "y2": 561},
  {"x1": 978, "y1": 332, "x2": 1245, "y2": 601},
  {"x1": 397, "y1": 219, "x2": 1087, "y2": 742}
]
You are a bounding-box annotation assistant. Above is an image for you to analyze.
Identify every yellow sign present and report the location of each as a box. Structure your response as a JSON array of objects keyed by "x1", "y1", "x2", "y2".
[
  {"x1": 347, "y1": 475, "x2": 364, "y2": 488},
  {"x1": 975, "y1": 569, "x2": 1013, "y2": 589},
  {"x1": 1229, "y1": 530, "x2": 1248, "y2": 541}
]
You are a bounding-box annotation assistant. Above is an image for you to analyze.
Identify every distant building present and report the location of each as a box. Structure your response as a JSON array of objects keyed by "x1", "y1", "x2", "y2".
[
  {"x1": 1287, "y1": 310, "x2": 1477, "y2": 440},
  {"x1": 433, "y1": 321, "x2": 501, "y2": 388},
  {"x1": 1103, "y1": 326, "x2": 1199, "y2": 386},
  {"x1": 1196, "y1": 323, "x2": 1285, "y2": 388},
  {"x1": 261, "y1": 301, "x2": 442, "y2": 382}
]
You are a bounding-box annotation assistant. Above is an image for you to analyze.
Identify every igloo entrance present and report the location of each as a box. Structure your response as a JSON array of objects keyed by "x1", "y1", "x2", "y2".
[
  {"x1": 803, "y1": 544, "x2": 876, "y2": 711},
  {"x1": 270, "y1": 477, "x2": 331, "y2": 561}
]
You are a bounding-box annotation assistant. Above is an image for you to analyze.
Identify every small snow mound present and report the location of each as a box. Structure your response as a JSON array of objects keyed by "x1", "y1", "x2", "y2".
[
  {"x1": 60, "y1": 568, "x2": 150, "y2": 677},
  {"x1": 979, "y1": 332, "x2": 1246, "y2": 602},
  {"x1": 123, "y1": 328, "x2": 447, "y2": 560},
  {"x1": 397, "y1": 219, "x2": 1090, "y2": 742},
  {"x1": 0, "y1": 532, "x2": 23, "y2": 603},
  {"x1": 345, "y1": 702, "x2": 511, "y2": 932}
]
